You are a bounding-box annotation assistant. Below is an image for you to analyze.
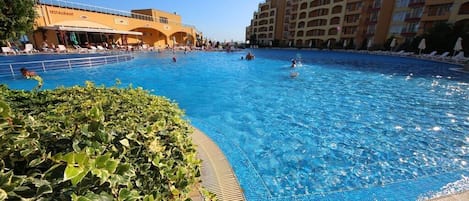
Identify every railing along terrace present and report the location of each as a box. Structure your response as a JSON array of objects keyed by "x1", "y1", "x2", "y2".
[
  {"x1": 37, "y1": 0, "x2": 196, "y2": 29},
  {"x1": 0, "y1": 54, "x2": 133, "y2": 78}
]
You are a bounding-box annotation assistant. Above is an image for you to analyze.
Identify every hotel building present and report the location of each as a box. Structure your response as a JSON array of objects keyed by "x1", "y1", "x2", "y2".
[
  {"x1": 246, "y1": 0, "x2": 469, "y2": 49},
  {"x1": 31, "y1": 0, "x2": 201, "y2": 49}
]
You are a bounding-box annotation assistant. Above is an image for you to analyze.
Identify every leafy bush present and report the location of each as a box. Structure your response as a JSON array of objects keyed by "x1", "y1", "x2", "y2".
[{"x1": 0, "y1": 82, "x2": 201, "y2": 200}]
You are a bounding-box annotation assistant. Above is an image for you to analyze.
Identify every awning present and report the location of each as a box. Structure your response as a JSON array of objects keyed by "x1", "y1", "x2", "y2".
[{"x1": 42, "y1": 25, "x2": 143, "y2": 36}]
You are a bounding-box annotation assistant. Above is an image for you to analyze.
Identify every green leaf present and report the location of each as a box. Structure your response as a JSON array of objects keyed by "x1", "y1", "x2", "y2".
[
  {"x1": 119, "y1": 139, "x2": 130, "y2": 147},
  {"x1": 104, "y1": 160, "x2": 118, "y2": 173},
  {"x1": 36, "y1": 184, "x2": 53, "y2": 197},
  {"x1": 64, "y1": 164, "x2": 89, "y2": 186},
  {"x1": 0, "y1": 188, "x2": 7, "y2": 200},
  {"x1": 118, "y1": 188, "x2": 140, "y2": 201}
]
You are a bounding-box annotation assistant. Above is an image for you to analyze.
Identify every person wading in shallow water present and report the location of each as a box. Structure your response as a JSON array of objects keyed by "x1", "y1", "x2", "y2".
[{"x1": 20, "y1": 67, "x2": 43, "y2": 89}]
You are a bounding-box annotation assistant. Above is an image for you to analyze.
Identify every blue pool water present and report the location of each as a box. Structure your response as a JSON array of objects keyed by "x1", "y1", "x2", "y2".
[{"x1": 1, "y1": 50, "x2": 469, "y2": 200}]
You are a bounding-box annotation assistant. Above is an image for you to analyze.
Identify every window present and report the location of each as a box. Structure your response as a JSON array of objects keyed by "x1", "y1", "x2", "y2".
[
  {"x1": 298, "y1": 21, "x2": 306, "y2": 28},
  {"x1": 299, "y1": 12, "x2": 307, "y2": 19},
  {"x1": 332, "y1": 6, "x2": 342, "y2": 14},
  {"x1": 373, "y1": 0, "x2": 382, "y2": 8},
  {"x1": 460, "y1": 2, "x2": 469, "y2": 14},
  {"x1": 389, "y1": 25, "x2": 401, "y2": 34},
  {"x1": 328, "y1": 28, "x2": 338, "y2": 35},
  {"x1": 300, "y1": 3, "x2": 308, "y2": 9},
  {"x1": 407, "y1": 7, "x2": 423, "y2": 18},
  {"x1": 367, "y1": 24, "x2": 376, "y2": 34},
  {"x1": 297, "y1": 31, "x2": 304, "y2": 37},
  {"x1": 330, "y1": 17, "x2": 340, "y2": 25},
  {"x1": 395, "y1": 0, "x2": 409, "y2": 8},
  {"x1": 159, "y1": 17, "x2": 168, "y2": 24},
  {"x1": 392, "y1": 11, "x2": 406, "y2": 22},
  {"x1": 427, "y1": 4, "x2": 452, "y2": 16}
]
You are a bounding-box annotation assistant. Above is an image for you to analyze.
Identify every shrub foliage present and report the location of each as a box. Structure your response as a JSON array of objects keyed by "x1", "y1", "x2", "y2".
[{"x1": 0, "y1": 82, "x2": 201, "y2": 200}]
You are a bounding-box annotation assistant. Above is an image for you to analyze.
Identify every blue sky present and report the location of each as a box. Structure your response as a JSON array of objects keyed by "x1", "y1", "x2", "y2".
[{"x1": 67, "y1": 0, "x2": 264, "y2": 42}]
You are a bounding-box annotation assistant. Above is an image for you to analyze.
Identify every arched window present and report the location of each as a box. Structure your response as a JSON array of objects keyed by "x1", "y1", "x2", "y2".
[
  {"x1": 299, "y1": 12, "x2": 307, "y2": 19},
  {"x1": 330, "y1": 17, "x2": 340, "y2": 25},
  {"x1": 300, "y1": 3, "x2": 308, "y2": 10},
  {"x1": 270, "y1": 11, "x2": 275, "y2": 16},
  {"x1": 298, "y1": 21, "x2": 306, "y2": 28},
  {"x1": 328, "y1": 28, "x2": 338, "y2": 35}
]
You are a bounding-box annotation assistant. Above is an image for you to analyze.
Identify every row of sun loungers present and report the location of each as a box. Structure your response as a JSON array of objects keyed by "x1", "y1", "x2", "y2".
[
  {"x1": 1, "y1": 44, "x2": 39, "y2": 55},
  {"x1": 1, "y1": 44, "x2": 135, "y2": 55},
  {"x1": 357, "y1": 49, "x2": 468, "y2": 64}
]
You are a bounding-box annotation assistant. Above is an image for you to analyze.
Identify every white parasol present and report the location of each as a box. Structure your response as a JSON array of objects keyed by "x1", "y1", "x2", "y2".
[
  {"x1": 418, "y1": 38, "x2": 426, "y2": 55},
  {"x1": 453, "y1": 37, "x2": 463, "y2": 56}
]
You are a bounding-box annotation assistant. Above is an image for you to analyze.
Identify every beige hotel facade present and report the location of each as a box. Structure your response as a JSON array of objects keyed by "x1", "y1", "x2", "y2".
[
  {"x1": 31, "y1": 0, "x2": 201, "y2": 50},
  {"x1": 246, "y1": 0, "x2": 469, "y2": 49}
]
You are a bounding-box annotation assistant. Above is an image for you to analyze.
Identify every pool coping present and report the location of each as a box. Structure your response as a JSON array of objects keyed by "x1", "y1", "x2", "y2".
[
  {"x1": 430, "y1": 191, "x2": 469, "y2": 201},
  {"x1": 190, "y1": 127, "x2": 246, "y2": 201}
]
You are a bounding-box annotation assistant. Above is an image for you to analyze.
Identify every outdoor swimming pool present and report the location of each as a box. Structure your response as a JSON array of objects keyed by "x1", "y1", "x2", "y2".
[{"x1": 1, "y1": 49, "x2": 468, "y2": 200}]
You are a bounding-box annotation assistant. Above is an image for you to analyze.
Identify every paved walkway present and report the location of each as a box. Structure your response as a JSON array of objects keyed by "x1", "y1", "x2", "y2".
[{"x1": 430, "y1": 191, "x2": 469, "y2": 201}]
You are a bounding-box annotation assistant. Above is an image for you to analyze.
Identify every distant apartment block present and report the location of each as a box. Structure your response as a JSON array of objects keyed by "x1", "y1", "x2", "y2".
[{"x1": 246, "y1": 0, "x2": 469, "y2": 49}]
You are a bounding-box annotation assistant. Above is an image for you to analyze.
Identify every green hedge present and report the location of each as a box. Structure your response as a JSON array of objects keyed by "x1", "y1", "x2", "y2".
[{"x1": 0, "y1": 82, "x2": 201, "y2": 200}]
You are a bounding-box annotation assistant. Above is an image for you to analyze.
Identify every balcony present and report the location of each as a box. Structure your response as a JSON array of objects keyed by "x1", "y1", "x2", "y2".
[
  {"x1": 405, "y1": 14, "x2": 421, "y2": 22},
  {"x1": 408, "y1": 0, "x2": 425, "y2": 7}
]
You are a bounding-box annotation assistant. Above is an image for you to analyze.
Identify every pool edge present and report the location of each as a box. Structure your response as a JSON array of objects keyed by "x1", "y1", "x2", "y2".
[{"x1": 191, "y1": 127, "x2": 246, "y2": 201}]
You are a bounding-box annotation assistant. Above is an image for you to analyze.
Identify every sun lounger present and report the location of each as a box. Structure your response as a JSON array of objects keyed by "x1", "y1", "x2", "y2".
[
  {"x1": 1, "y1": 47, "x2": 17, "y2": 55},
  {"x1": 450, "y1": 52, "x2": 469, "y2": 64},
  {"x1": 88, "y1": 46, "x2": 97, "y2": 53},
  {"x1": 22, "y1": 44, "x2": 38, "y2": 54},
  {"x1": 57, "y1": 45, "x2": 68, "y2": 53},
  {"x1": 73, "y1": 45, "x2": 88, "y2": 53},
  {"x1": 422, "y1": 51, "x2": 437, "y2": 58},
  {"x1": 431, "y1": 52, "x2": 450, "y2": 60},
  {"x1": 96, "y1": 45, "x2": 107, "y2": 51}
]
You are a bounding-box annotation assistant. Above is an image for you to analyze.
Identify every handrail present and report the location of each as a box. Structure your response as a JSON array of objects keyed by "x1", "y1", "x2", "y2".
[{"x1": 0, "y1": 54, "x2": 133, "y2": 78}]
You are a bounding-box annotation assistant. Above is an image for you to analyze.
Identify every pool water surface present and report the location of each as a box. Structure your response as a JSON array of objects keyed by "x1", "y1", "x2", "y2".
[{"x1": 1, "y1": 49, "x2": 468, "y2": 200}]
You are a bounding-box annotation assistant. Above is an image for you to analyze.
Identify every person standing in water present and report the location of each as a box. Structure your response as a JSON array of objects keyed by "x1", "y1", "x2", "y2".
[{"x1": 20, "y1": 68, "x2": 43, "y2": 89}]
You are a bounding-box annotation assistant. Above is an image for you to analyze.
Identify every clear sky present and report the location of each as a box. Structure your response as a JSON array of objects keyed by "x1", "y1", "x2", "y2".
[{"x1": 66, "y1": 0, "x2": 264, "y2": 42}]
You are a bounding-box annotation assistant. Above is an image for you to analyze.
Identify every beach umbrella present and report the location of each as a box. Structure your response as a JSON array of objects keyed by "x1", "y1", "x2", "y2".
[
  {"x1": 390, "y1": 38, "x2": 397, "y2": 50},
  {"x1": 367, "y1": 39, "x2": 373, "y2": 49},
  {"x1": 308, "y1": 40, "x2": 312, "y2": 48},
  {"x1": 288, "y1": 41, "x2": 292, "y2": 47},
  {"x1": 453, "y1": 37, "x2": 462, "y2": 56},
  {"x1": 343, "y1": 40, "x2": 347, "y2": 49},
  {"x1": 418, "y1": 38, "x2": 426, "y2": 55},
  {"x1": 327, "y1": 40, "x2": 331, "y2": 48},
  {"x1": 269, "y1": 40, "x2": 272, "y2": 47}
]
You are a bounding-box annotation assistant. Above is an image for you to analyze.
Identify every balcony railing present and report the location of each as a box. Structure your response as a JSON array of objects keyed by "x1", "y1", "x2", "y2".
[
  {"x1": 0, "y1": 54, "x2": 133, "y2": 78},
  {"x1": 37, "y1": 0, "x2": 195, "y2": 29}
]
